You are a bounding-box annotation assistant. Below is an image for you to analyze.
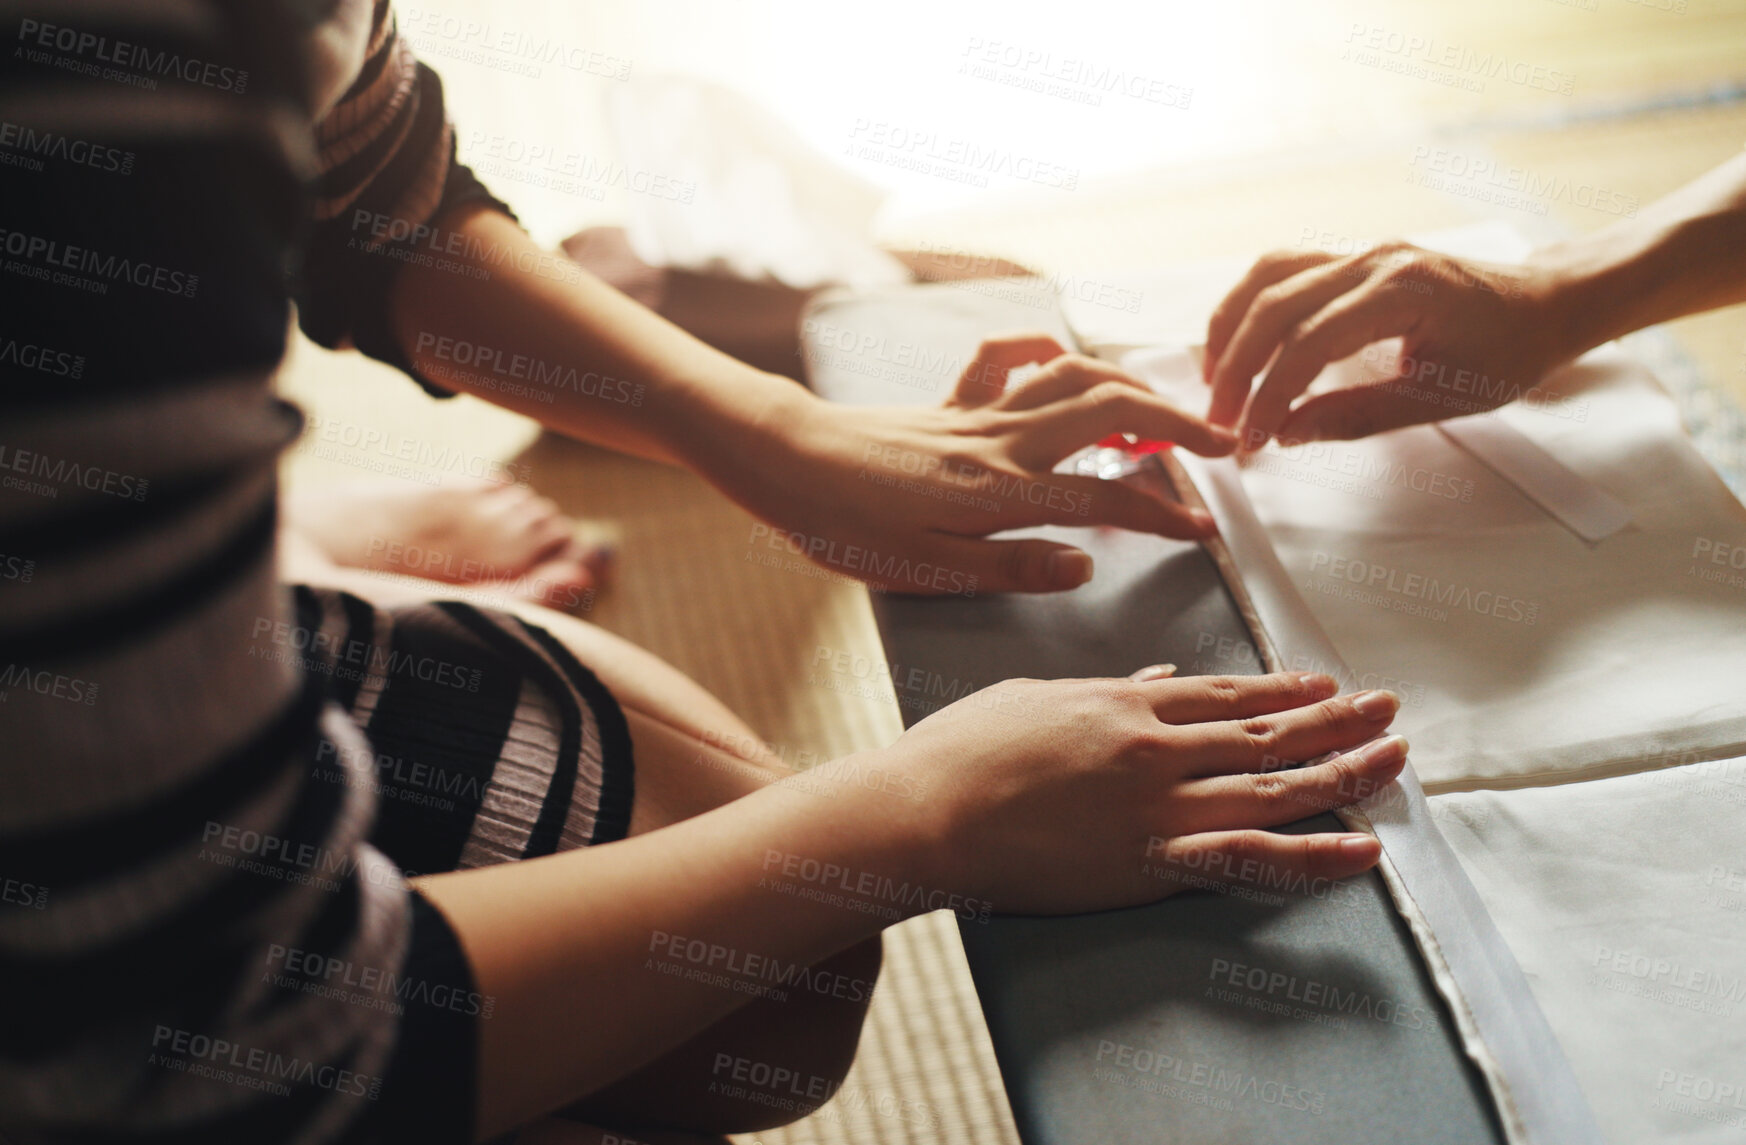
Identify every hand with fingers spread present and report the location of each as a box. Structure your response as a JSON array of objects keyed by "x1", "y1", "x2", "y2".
[
  {"x1": 1201, "y1": 242, "x2": 1563, "y2": 450},
  {"x1": 721, "y1": 333, "x2": 1237, "y2": 595},
  {"x1": 873, "y1": 670, "x2": 1406, "y2": 916}
]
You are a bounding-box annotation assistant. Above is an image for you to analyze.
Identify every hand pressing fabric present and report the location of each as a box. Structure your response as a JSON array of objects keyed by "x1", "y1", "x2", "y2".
[
  {"x1": 392, "y1": 210, "x2": 1237, "y2": 598},
  {"x1": 714, "y1": 333, "x2": 1238, "y2": 595},
  {"x1": 875, "y1": 670, "x2": 1404, "y2": 916}
]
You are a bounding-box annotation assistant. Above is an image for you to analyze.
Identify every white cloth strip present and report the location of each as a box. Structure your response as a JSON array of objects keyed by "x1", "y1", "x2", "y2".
[
  {"x1": 1436, "y1": 417, "x2": 1633, "y2": 543},
  {"x1": 1175, "y1": 448, "x2": 1605, "y2": 1145}
]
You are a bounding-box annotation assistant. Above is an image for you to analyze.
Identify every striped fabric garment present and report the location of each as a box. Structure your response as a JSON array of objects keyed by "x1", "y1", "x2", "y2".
[
  {"x1": 297, "y1": 0, "x2": 512, "y2": 396},
  {"x1": 0, "y1": 1, "x2": 519, "y2": 1141},
  {"x1": 286, "y1": 588, "x2": 633, "y2": 878}
]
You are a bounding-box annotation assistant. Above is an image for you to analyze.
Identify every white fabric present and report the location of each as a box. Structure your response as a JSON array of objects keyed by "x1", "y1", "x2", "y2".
[
  {"x1": 1244, "y1": 349, "x2": 1746, "y2": 791},
  {"x1": 1431, "y1": 764, "x2": 1746, "y2": 1145},
  {"x1": 1176, "y1": 448, "x2": 1602, "y2": 1145},
  {"x1": 1125, "y1": 341, "x2": 1746, "y2": 792},
  {"x1": 1096, "y1": 222, "x2": 1746, "y2": 1144},
  {"x1": 607, "y1": 75, "x2": 909, "y2": 289},
  {"x1": 1434, "y1": 415, "x2": 1632, "y2": 543}
]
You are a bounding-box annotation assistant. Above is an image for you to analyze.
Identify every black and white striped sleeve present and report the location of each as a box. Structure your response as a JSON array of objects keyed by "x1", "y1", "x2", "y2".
[
  {"x1": 294, "y1": 0, "x2": 515, "y2": 399},
  {"x1": 0, "y1": 2, "x2": 476, "y2": 1142}
]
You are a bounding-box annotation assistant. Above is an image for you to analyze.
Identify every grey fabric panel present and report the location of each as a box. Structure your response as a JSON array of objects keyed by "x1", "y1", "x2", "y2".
[
  {"x1": 874, "y1": 529, "x2": 1502, "y2": 1145},
  {"x1": 962, "y1": 829, "x2": 1499, "y2": 1144},
  {"x1": 802, "y1": 284, "x2": 1506, "y2": 1144}
]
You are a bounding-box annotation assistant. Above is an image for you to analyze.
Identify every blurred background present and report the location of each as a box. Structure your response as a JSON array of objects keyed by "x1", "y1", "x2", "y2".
[
  {"x1": 280, "y1": 6, "x2": 1746, "y2": 1141},
  {"x1": 290, "y1": 0, "x2": 1746, "y2": 452},
  {"x1": 428, "y1": 0, "x2": 1745, "y2": 240}
]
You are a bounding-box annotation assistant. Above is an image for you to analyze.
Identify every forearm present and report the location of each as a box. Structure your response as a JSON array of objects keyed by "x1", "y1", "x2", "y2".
[
  {"x1": 1534, "y1": 150, "x2": 1746, "y2": 359},
  {"x1": 412, "y1": 752, "x2": 940, "y2": 1140},
  {"x1": 387, "y1": 205, "x2": 811, "y2": 474}
]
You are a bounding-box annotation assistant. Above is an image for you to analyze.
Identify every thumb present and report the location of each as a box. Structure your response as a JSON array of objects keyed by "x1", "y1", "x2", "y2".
[{"x1": 923, "y1": 534, "x2": 1095, "y2": 595}]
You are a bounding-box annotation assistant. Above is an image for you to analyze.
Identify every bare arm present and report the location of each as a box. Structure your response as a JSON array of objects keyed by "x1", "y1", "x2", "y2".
[
  {"x1": 1537, "y1": 149, "x2": 1746, "y2": 355},
  {"x1": 388, "y1": 205, "x2": 793, "y2": 471},
  {"x1": 1202, "y1": 150, "x2": 1746, "y2": 445},
  {"x1": 413, "y1": 673, "x2": 1405, "y2": 1139},
  {"x1": 413, "y1": 751, "x2": 921, "y2": 1139},
  {"x1": 387, "y1": 207, "x2": 1241, "y2": 595}
]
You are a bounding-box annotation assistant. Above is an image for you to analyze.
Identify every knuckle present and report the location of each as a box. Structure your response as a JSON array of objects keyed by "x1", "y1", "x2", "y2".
[
  {"x1": 1228, "y1": 829, "x2": 1271, "y2": 861},
  {"x1": 997, "y1": 543, "x2": 1033, "y2": 587},
  {"x1": 1204, "y1": 676, "x2": 1243, "y2": 706},
  {"x1": 1381, "y1": 251, "x2": 1438, "y2": 286},
  {"x1": 1083, "y1": 380, "x2": 1131, "y2": 411},
  {"x1": 983, "y1": 409, "x2": 1032, "y2": 438},
  {"x1": 1288, "y1": 314, "x2": 1338, "y2": 353},
  {"x1": 1251, "y1": 284, "x2": 1290, "y2": 317},
  {"x1": 1283, "y1": 671, "x2": 1325, "y2": 698},
  {"x1": 1084, "y1": 679, "x2": 1130, "y2": 706},
  {"x1": 1248, "y1": 770, "x2": 1295, "y2": 803},
  {"x1": 1276, "y1": 325, "x2": 1315, "y2": 360},
  {"x1": 1327, "y1": 757, "x2": 1366, "y2": 804},
  {"x1": 1379, "y1": 264, "x2": 1420, "y2": 289},
  {"x1": 1118, "y1": 725, "x2": 1168, "y2": 761},
  {"x1": 1238, "y1": 716, "x2": 1281, "y2": 753},
  {"x1": 940, "y1": 445, "x2": 988, "y2": 475}
]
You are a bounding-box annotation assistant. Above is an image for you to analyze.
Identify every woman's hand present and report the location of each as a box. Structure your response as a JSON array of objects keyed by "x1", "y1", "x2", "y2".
[
  {"x1": 1202, "y1": 242, "x2": 1575, "y2": 448},
  {"x1": 865, "y1": 670, "x2": 1405, "y2": 916},
  {"x1": 716, "y1": 334, "x2": 1238, "y2": 595}
]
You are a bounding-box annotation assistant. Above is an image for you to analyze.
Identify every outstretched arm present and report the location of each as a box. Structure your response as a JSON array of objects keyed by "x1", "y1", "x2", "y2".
[
  {"x1": 387, "y1": 206, "x2": 1240, "y2": 595},
  {"x1": 1536, "y1": 149, "x2": 1746, "y2": 354},
  {"x1": 299, "y1": 1, "x2": 1239, "y2": 595},
  {"x1": 1201, "y1": 150, "x2": 1746, "y2": 446},
  {"x1": 415, "y1": 671, "x2": 1403, "y2": 1139}
]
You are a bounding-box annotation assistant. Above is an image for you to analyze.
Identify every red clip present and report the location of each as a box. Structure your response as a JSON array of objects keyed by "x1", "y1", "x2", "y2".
[{"x1": 1096, "y1": 434, "x2": 1172, "y2": 455}]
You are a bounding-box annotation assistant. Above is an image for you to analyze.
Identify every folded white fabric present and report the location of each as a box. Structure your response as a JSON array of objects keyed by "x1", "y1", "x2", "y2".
[
  {"x1": 1101, "y1": 222, "x2": 1746, "y2": 1145},
  {"x1": 1125, "y1": 343, "x2": 1746, "y2": 792},
  {"x1": 1431, "y1": 760, "x2": 1746, "y2": 1145}
]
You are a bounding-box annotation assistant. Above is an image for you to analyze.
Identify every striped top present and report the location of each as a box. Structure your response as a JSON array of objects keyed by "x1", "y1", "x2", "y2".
[
  {"x1": 297, "y1": 0, "x2": 511, "y2": 395},
  {"x1": 1, "y1": 0, "x2": 507, "y2": 1140}
]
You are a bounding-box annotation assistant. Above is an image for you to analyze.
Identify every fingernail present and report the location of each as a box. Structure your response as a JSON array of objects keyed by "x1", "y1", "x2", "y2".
[
  {"x1": 1339, "y1": 835, "x2": 1380, "y2": 858},
  {"x1": 1352, "y1": 690, "x2": 1400, "y2": 720},
  {"x1": 1130, "y1": 663, "x2": 1177, "y2": 682},
  {"x1": 1296, "y1": 672, "x2": 1337, "y2": 694},
  {"x1": 1190, "y1": 509, "x2": 1217, "y2": 533},
  {"x1": 1357, "y1": 734, "x2": 1409, "y2": 766},
  {"x1": 1047, "y1": 549, "x2": 1094, "y2": 590}
]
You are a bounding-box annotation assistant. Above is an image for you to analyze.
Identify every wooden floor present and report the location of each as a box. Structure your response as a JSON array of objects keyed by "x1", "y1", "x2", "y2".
[{"x1": 277, "y1": 3, "x2": 1746, "y2": 1141}]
